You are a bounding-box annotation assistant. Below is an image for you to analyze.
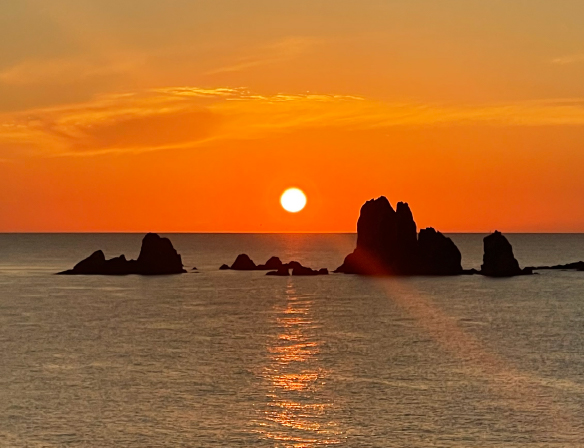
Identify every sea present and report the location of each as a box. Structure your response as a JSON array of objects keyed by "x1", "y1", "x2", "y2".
[{"x1": 1, "y1": 233, "x2": 584, "y2": 447}]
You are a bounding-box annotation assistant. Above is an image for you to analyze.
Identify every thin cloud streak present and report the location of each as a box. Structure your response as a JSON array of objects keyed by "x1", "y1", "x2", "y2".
[
  {"x1": 204, "y1": 37, "x2": 323, "y2": 75},
  {"x1": 550, "y1": 54, "x2": 584, "y2": 65},
  {"x1": 0, "y1": 56, "x2": 145, "y2": 86}
]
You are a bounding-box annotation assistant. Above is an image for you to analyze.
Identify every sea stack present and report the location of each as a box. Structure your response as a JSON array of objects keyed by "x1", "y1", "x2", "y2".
[
  {"x1": 230, "y1": 254, "x2": 257, "y2": 270},
  {"x1": 58, "y1": 233, "x2": 186, "y2": 275},
  {"x1": 335, "y1": 196, "x2": 463, "y2": 276},
  {"x1": 480, "y1": 231, "x2": 532, "y2": 277}
]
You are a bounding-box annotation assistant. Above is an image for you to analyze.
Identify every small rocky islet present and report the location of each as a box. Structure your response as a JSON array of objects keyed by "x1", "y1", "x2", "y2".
[
  {"x1": 220, "y1": 254, "x2": 328, "y2": 276},
  {"x1": 58, "y1": 196, "x2": 582, "y2": 277}
]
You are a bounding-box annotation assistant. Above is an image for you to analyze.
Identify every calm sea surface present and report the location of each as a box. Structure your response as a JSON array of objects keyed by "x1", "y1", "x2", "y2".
[{"x1": 1, "y1": 233, "x2": 584, "y2": 447}]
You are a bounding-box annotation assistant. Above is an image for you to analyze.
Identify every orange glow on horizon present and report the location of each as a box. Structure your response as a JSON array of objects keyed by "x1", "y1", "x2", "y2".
[{"x1": 0, "y1": 2, "x2": 583, "y2": 232}]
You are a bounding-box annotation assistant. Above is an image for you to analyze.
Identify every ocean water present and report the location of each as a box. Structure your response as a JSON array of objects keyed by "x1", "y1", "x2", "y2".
[{"x1": 1, "y1": 233, "x2": 584, "y2": 447}]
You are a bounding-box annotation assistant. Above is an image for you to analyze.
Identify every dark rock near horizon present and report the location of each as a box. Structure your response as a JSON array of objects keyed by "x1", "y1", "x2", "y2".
[
  {"x1": 292, "y1": 265, "x2": 329, "y2": 276},
  {"x1": 257, "y1": 256, "x2": 284, "y2": 270},
  {"x1": 418, "y1": 227, "x2": 463, "y2": 275},
  {"x1": 286, "y1": 261, "x2": 304, "y2": 271},
  {"x1": 230, "y1": 254, "x2": 257, "y2": 270},
  {"x1": 528, "y1": 261, "x2": 584, "y2": 271},
  {"x1": 266, "y1": 266, "x2": 290, "y2": 276},
  {"x1": 219, "y1": 264, "x2": 230, "y2": 270},
  {"x1": 223, "y1": 255, "x2": 325, "y2": 273},
  {"x1": 335, "y1": 196, "x2": 463, "y2": 276},
  {"x1": 222, "y1": 255, "x2": 325, "y2": 275},
  {"x1": 137, "y1": 233, "x2": 186, "y2": 275},
  {"x1": 480, "y1": 231, "x2": 532, "y2": 277},
  {"x1": 224, "y1": 254, "x2": 285, "y2": 270},
  {"x1": 58, "y1": 233, "x2": 186, "y2": 275}
]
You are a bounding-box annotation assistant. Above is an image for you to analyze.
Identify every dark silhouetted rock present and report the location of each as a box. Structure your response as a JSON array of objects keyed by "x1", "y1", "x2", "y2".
[
  {"x1": 192, "y1": 267, "x2": 198, "y2": 270},
  {"x1": 68, "y1": 250, "x2": 107, "y2": 274},
  {"x1": 230, "y1": 254, "x2": 256, "y2": 270},
  {"x1": 292, "y1": 265, "x2": 328, "y2": 276},
  {"x1": 286, "y1": 261, "x2": 304, "y2": 271},
  {"x1": 480, "y1": 231, "x2": 532, "y2": 277},
  {"x1": 528, "y1": 261, "x2": 584, "y2": 271},
  {"x1": 266, "y1": 266, "x2": 290, "y2": 276},
  {"x1": 335, "y1": 196, "x2": 464, "y2": 276},
  {"x1": 256, "y1": 256, "x2": 284, "y2": 270},
  {"x1": 223, "y1": 256, "x2": 327, "y2": 275},
  {"x1": 395, "y1": 202, "x2": 419, "y2": 273},
  {"x1": 58, "y1": 233, "x2": 186, "y2": 275},
  {"x1": 418, "y1": 228, "x2": 463, "y2": 275},
  {"x1": 136, "y1": 233, "x2": 186, "y2": 275},
  {"x1": 219, "y1": 264, "x2": 230, "y2": 270}
]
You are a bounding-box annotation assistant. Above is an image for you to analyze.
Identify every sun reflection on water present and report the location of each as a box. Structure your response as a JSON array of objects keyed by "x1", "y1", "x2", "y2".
[{"x1": 256, "y1": 281, "x2": 342, "y2": 447}]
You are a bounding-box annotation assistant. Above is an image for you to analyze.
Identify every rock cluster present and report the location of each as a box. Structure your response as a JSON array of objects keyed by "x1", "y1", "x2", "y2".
[
  {"x1": 223, "y1": 254, "x2": 285, "y2": 271},
  {"x1": 479, "y1": 231, "x2": 532, "y2": 277},
  {"x1": 222, "y1": 255, "x2": 328, "y2": 276},
  {"x1": 335, "y1": 197, "x2": 463, "y2": 275},
  {"x1": 58, "y1": 233, "x2": 186, "y2": 275}
]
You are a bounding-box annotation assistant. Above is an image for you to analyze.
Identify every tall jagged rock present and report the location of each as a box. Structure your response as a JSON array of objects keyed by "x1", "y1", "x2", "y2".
[
  {"x1": 335, "y1": 196, "x2": 463, "y2": 276},
  {"x1": 336, "y1": 197, "x2": 398, "y2": 275},
  {"x1": 395, "y1": 202, "x2": 419, "y2": 274},
  {"x1": 480, "y1": 231, "x2": 532, "y2": 277},
  {"x1": 356, "y1": 196, "x2": 397, "y2": 261}
]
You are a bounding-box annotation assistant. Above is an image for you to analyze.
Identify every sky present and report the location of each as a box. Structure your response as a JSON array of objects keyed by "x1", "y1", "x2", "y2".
[{"x1": 1, "y1": 0, "x2": 584, "y2": 232}]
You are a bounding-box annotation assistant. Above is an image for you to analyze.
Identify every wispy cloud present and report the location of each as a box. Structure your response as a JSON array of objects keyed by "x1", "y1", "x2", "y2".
[
  {"x1": 205, "y1": 37, "x2": 322, "y2": 75},
  {"x1": 0, "y1": 54, "x2": 145, "y2": 86},
  {"x1": 1, "y1": 86, "x2": 584, "y2": 159},
  {"x1": 550, "y1": 54, "x2": 584, "y2": 65}
]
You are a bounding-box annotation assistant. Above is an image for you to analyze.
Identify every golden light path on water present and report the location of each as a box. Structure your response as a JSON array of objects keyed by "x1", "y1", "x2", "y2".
[
  {"x1": 256, "y1": 280, "x2": 342, "y2": 447},
  {"x1": 250, "y1": 235, "x2": 583, "y2": 445}
]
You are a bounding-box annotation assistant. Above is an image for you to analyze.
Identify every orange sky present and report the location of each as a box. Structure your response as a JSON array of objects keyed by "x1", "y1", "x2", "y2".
[{"x1": 1, "y1": 0, "x2": 584, "y2": 232}]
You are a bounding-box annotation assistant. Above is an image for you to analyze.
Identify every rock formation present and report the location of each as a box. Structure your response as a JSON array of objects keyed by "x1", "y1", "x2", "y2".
[
  {"x1": 223, "y1": 255, "x2": 325, "y2": 274},
  {"x1": 480, "y1": 231, "x2": 532, "y2": 277},
  {"x1": 58, "y1": 233, "x2": 186, "y2": 275},
  {"x1": 266, "y1": 266, "x2": 290, "y2": 276},
  {"x1": 418, "y1": 227, "x2": 463, "y2": 275},
  {"x1": 291, "y1": 266, "x2": 329, "y2": 276},
  {"x1": 335, "y1": 197, "x2": 463, "y2": 276},
  {"x1": 136, "y1": 233, "x2": 186, "y2": 275},
  {"x1": 221, "y1": 255, "x2": 327, "y2": 275},
  {"x1": 528, "y1": 261, "x2": 584, "y2": 271},
  {"x1": 230, "y1": 254, "x2": 257, "y2": 270},
  {"x1": 257, "y1": 256, "x2": 284, "y2": 270}
]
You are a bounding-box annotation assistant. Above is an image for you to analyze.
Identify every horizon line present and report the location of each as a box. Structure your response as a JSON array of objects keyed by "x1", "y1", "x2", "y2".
[{"x1": 1, "y1": 231, "x2": 584, "y2": 235}]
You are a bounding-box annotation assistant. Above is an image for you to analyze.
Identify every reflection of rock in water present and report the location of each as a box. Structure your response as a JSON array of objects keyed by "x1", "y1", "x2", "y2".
[{"x1": 256, "y1": 281, "x2": 342, "y2": 446}]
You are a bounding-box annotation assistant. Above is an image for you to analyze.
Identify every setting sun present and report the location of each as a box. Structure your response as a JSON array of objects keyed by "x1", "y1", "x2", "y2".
[{"x1": 280, "y1": 188, "x2": 307, "y2": 213}]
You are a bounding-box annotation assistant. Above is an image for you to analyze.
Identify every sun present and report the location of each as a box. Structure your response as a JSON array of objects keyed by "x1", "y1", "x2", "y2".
[{"x1": 280, "y1": 188, "x2": 307, "y2": 213}]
